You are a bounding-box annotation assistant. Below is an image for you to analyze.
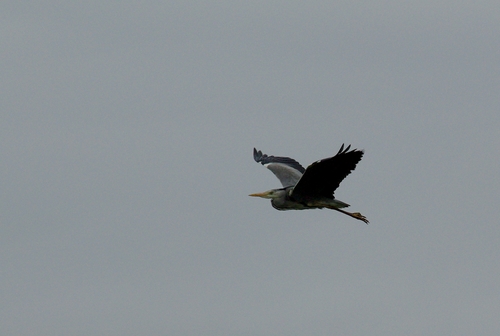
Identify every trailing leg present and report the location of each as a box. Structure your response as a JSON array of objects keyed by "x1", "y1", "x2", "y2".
[{"x1": 328, "y1": 206, "x2": 369, "y2": 224}]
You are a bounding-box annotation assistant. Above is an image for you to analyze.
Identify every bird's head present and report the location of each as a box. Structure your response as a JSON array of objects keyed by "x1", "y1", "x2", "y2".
[{"x1": 248, "y1": 189, "x2": 283, "y2": 199}]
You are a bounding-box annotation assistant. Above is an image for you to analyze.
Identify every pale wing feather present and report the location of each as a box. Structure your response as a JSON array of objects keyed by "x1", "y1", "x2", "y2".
[{"x1": 265, "y1": 162, "x2": 303, "y2": 187}]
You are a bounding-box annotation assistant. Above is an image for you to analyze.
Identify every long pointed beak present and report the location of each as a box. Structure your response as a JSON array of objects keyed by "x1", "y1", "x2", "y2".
[{"x1": 249, "y1": 191, "x2": 270, "y2": 198}]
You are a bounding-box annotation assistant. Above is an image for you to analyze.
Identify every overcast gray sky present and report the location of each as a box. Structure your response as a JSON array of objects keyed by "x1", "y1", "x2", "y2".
[{"x1": 2, "y1": 1, "x2": 500, "y2": 335}]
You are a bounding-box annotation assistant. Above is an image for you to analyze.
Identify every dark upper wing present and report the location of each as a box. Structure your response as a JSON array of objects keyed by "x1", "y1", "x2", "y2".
[
  {"x1": 291, "y1": 144, "x2": 364, "y2": 199},
  {"x1": 253, "y1": 148, "x2": 305, "y2": 187}
]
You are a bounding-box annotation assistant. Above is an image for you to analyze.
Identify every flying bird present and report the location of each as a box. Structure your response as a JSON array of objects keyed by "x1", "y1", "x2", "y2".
[{"x1": 250, "y1": 144, "x2": 369, "y2": 224}]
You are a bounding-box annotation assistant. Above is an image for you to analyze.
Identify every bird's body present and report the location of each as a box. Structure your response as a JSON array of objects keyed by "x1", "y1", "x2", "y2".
[
  {"x1": 264, "y1": 187, "x2": 350, "y2": 211},
  {"x1": 250, "y1": 144, "x2": 369, "y2": 223}
]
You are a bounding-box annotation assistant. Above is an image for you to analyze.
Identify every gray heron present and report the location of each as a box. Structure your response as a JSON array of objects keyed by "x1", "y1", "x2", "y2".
[{"x1": 250, "y1": 144, "x2": 369, "y2": 224}]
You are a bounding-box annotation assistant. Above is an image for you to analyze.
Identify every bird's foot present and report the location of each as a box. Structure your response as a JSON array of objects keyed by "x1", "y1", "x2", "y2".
[{"x1": 352, "y1": 212, "x2": 369, "y2": 224}]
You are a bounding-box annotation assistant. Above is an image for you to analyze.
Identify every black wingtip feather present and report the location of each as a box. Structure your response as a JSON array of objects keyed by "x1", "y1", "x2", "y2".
[
  {"x1": 253, "y1": 148, "x2": 262, "y2": 162},
  {"x1": 337, "y1": 143, "x2": 353, "y2": 155},
  {"x1": 337, "y1": 144, "x2": 344, "y2": 155}
]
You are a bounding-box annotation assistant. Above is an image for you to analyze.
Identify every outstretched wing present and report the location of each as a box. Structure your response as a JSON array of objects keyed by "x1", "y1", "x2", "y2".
[
  {"x1": 253, "y1": 148, "x2": 305, "y2": 187},
  {"x1": 292, "y1": 144, "x2": 364, "y2": 199}
]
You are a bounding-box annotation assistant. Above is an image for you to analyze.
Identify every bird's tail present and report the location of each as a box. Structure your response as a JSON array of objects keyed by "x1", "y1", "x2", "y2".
[{"x1": 331, "y1": 199, "x2": 350, "y2": 208}]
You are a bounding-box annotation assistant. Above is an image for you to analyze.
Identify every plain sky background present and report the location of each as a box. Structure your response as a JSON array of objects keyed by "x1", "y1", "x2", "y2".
[{"x1": 2, "y1": 1, "x2": 499, "y2": 335}]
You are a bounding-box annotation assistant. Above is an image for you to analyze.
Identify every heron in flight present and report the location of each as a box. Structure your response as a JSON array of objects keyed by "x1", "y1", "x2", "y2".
[{"x1": 249, "y1": 144, "x2": 368, "y2": 224}]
